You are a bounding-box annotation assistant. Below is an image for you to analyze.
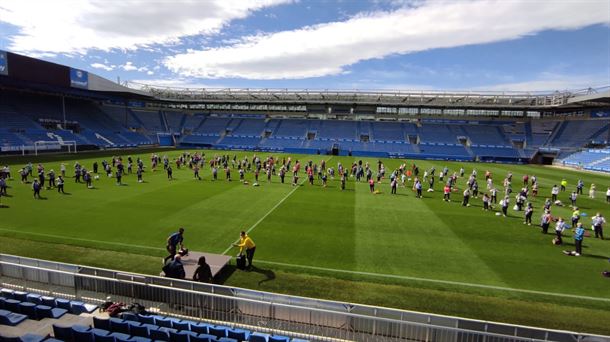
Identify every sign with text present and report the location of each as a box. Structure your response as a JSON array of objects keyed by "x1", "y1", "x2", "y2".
[{"x1": 70, "y1": 68, "x2": 88, "y2": 89}]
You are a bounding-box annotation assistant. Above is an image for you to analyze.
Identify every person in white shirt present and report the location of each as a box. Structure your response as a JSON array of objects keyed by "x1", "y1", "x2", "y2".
[
  {"x1": 554, "y1": 217, "x2": 566, "y2": 245},
  {"x1": 551, "y1": 185, "x2": 559, "y2": 202},
  {"x1": 500, "y1": 196, "x2": 509, "y2": 217},
  {"x1": 592, "y1": 213, "x2": 606, "y2": 240},
  {"x1": 589, "y1": 184, "x2": 595, "y2": 199},
  {"x1": 606, "y1": 187, "x2": 610, "y2": 203}
]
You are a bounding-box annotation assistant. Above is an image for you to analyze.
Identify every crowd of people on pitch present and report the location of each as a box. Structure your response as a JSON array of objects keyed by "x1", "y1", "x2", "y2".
[{"x1": 1, "y1": 153, "x2": 609, "y2": 275}]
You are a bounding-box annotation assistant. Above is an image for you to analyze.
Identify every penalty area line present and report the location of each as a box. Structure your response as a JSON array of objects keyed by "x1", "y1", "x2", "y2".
[{"x1": 254, "y1": 259, "x2": 610, "y2": 303}]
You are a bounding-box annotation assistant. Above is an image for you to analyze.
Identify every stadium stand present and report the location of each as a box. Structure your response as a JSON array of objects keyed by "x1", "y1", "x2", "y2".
[
  {"x1": 0, "y1": 286, "x2": 310, "y2": 342},
  {"x1": 559, "y1": 149, "x2": 610, "y2": 172},
  {"x1": 2, "y1": 94, "x2": 610, "y2": 163}
]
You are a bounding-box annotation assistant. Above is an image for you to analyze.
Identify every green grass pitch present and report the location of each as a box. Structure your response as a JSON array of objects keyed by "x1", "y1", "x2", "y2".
[{"x1": 1, "y1": 148, "x2": 609, "y2": 335}]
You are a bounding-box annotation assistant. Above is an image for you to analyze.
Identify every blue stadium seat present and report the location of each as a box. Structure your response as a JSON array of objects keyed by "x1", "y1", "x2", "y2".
[
  {"x1": 93, "y1": 317, "x2": 111, "y2": 330},
  {"x1": 0, "y1": 309, "x2": 27, "y2": 326},
  {"x1": 52, "y1": 324, "x2": 73, "y2": 341},
  {"x1": 109, "y1": 317, "x2": 131, "y2": 334},
  {"x1": 190, "y1": 322, "x2": 212, "y2": 334},
  {"x1": 127, "y1": 337, "x2": 152, "y2": 342},
  {"x1": 72, "y1": 325, "x2": 94, "y2": 342},
  {"x1": 5, "y1": 299, "x2": 21, "y2": 313},
  {"x1": 92, "y1": 328, "x2": 115, "y2": 342},
  {"x1": 41, "y1": 296, "x2": 56, "y2": 307},
  {"x1": 190, "y1": 334, "x2": 215, "y2": 342},
  {"x1": 248, "y1": 332, "x2": 270, "y2": 342},
  {"x1": 208, "y1": 326, "x2": 227, "y2": 339},
  {"x1": 34, "y1": 304, "x2": 67, "y2": 319},
  {"x1": 55, "y1": 298, "x2": 71, "y2": 311},
  {"x1": 149, "y1": 328, "x2": 170, "y2": 341},
  {"x1": 142, "y1": 323, "x2": 160, "y2": 334},
  {"x1": 154, "y1": 316, "x2": 173, "y2": 328},
  {"x1": 171, "y1": 320, "x2": 190, "y2": 331},
  {"x1": 227, "y1": 328, "x2": 250, "y2": 341},
  {"x1": 217, "y1": 338, "x2": 238, "y2": 342},
  {"x1": 0, "y1": 297, "x2": 6, "y2": 310},
  {"x1": 13, "y1": 291, "x2": 28, "y2": 302},
  {"x1": 70, "y1": 300, "x2": 98, "y2": 314},
  {"x1": 120, "y1": 312, "x2": 139, "y2": 322},
  {"x1": 0, "y1": 334, "x2": 21, "y2": 342},
  {"x1": 25, "y1": 293, "x2": 42, "y2": 305},
  {"x1": 44, "y1": 339, "x2": 64, "y2": 342},
  {"x1": 0, "y1": 288, "x2": 15, "y2": 299},
  {"x1": 168, "y1": 330, "x2": 192, "y2": 342},
  {"x1": 18, "y1": 301, "x2": 37, "y2": 319},
  {"x1": 109, "y1": 332, "x2": 131, "y2": 341},
  {"x1": 129, "y1": 323, "x2": 149, "y2": 338},
  {"x1": 137, "y1": 314, "x2": 156, "y2": 324},
  {"x1": 269, "y1": 335, "x2": 290, "y2": 342}
]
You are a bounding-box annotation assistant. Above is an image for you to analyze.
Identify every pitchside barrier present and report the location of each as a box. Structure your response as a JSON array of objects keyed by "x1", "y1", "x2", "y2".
[{"x1": 0, "y1": 254, "x2": 606, "y2": 342}]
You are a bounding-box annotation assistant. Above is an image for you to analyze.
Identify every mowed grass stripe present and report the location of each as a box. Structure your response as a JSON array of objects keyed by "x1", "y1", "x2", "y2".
[
  {"x1": 2, "y1": 225, "x2": 606, "y2": 305},
  {"x1": 253, "y1": 259, "x2": 610, "y2": 303},
  {"x1": 221, "y1": 176, "x2": 309, "y2": 255},
  {"x1": 353, "y1": 180, "x2": 508, "y2": 286}
]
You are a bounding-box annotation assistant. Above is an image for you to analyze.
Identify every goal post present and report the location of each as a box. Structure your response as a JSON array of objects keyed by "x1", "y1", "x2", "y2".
[{"x1": 34, "y1": 140, "x2": 77, "y2": 155}]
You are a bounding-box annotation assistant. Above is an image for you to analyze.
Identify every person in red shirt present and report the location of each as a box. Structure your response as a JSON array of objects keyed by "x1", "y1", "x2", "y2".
[
  {"x1": 307, "y1": 167, "x2": 314, "y2": 185},
  {"x1": 369, "y1": 178, "x2": 375, "y2": 193},
  {"x1": 443, "y1": 184, "x2": 451, "y2": 201}
]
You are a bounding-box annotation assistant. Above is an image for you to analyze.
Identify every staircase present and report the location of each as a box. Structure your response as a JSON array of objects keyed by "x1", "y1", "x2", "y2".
[
  {"x1": 544, "y1": 121, "x2": 564, "y2": 146},
  {"x1": 464, "y1": 145, "x2": 475, "y2": 158},
  {"x1": 159, "y1": 111, "x2": 169, "y2": 132}
]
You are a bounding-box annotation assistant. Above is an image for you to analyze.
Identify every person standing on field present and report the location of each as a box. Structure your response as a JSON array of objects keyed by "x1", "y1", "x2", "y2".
[
  {"x1": 233, "y1": 231, "x2": 256, "y2": 269},
  {"x1": 592, "y1": 212, "x2": 606, "y2": 240}
]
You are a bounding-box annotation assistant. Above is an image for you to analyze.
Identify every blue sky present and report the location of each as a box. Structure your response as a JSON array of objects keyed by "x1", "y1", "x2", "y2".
[{"x1": 0, "y1": 0, "x2": 608, "y2": 92}]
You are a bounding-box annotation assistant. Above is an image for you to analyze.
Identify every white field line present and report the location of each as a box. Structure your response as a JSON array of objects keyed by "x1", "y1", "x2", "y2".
[
  {"x1": 1, "y1": 226, "x2": 608, "y2": 303},
  {"x1": 0, "y1": 227, "x2": 165, "y2": 251},
  {"x1": 254, "y1": 259, "x2": 610, "y2": 303},
  {"x1": 222, "y1": 156, "x2": 334, "y2": 255}
]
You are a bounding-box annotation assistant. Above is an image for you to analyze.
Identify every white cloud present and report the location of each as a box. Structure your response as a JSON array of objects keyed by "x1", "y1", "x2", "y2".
[
  {"x1": 146, "y1": 70, "x2": 154, "y2": 76},
  {"x1": 165, "y1": 0, "x2": 610, "y2": 79},
  {"x1": 120, "y1": 62, "x2": 138, "y2": 72},
  {"x1": 120, "y1": 62, "x2": 150, "y2": 73},
  {"x1": 0, "y1": 0, "x2": 290, "y2": 54},
  {"x1": 90, "y1": 62, "x2": 114, "y2": 71}
]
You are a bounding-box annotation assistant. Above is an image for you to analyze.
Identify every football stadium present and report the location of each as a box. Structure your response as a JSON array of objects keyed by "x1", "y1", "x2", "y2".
[{"x1": 1, "y1": 1, "x2": 610, "y2": 342}]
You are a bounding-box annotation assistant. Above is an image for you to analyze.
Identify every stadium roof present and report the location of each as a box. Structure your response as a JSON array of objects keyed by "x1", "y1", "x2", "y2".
[{"x1": 126, "y1": 82, "x2": 609, "y2": 109}]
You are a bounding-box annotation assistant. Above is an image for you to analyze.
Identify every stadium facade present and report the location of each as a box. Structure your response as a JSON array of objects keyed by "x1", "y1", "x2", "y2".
[{"x1": 1, "y1": 50, "x2": 609, "y2": 167}]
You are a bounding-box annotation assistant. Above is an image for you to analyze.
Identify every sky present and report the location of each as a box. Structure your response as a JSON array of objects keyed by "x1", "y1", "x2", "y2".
[{"x1": 0, "y1": 0, "x2": 609, "y2": 92}]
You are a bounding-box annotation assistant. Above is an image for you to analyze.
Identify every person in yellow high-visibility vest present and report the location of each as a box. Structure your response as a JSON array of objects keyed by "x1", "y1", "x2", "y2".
[{"x1": 233, "y1": 231, "x2": 256, "y2": 269}]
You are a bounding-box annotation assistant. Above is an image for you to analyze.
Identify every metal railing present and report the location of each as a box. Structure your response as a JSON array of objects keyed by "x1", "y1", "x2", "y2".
[{"x1": 0, "y1": 254, "x2": 607, "y2": 342}]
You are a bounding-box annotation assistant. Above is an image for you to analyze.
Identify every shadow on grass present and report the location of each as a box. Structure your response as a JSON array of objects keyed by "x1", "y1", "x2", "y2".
[
  {"x1": 584, "y1": 253, "x2": 609, "y2": 260},
  {"x1": 250, "y1": 265, "x2": 276, "y2": 285}
]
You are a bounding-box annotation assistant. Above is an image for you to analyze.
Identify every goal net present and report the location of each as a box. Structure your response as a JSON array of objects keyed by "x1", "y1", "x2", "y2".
[{"x1": 34, "y1": 140, "x2": 77, "y2": 155}]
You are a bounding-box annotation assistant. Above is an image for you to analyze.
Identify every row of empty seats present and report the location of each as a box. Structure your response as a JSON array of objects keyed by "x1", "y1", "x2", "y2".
[{"x1": 0, "y1": 287, "x2": 309, "y2": 342}]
